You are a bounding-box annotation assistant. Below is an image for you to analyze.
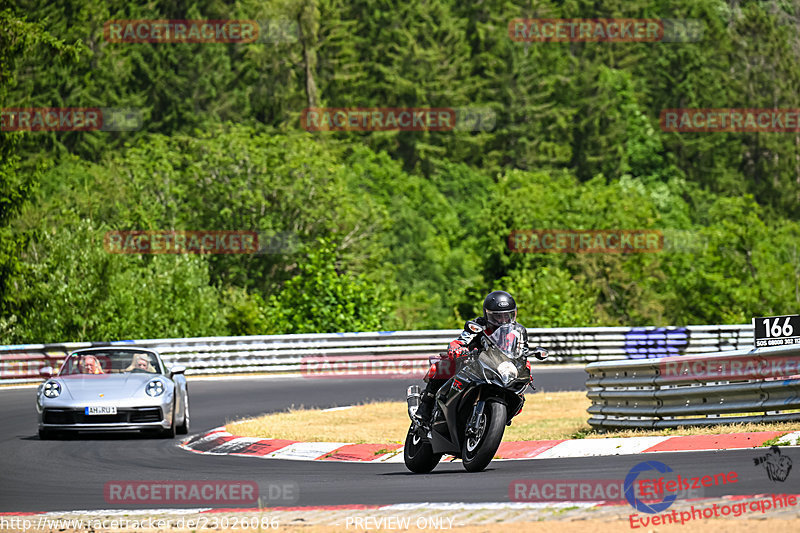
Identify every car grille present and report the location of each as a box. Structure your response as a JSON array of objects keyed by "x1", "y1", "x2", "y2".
[
  {"x1": 43, "y1": 407, "x2": 163, "y2": 425},
  {"x1": 130, "y1": 408, "x2": 162, "y2": 423}
]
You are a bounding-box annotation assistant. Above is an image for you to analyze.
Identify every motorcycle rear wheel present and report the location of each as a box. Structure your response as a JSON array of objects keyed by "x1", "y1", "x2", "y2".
[
  {"x1": 462, "y1": 400, "x2": 507, "y2": 472},
  {"x1": 403, "y1": 425, "x2": 442, "y2": 473}
]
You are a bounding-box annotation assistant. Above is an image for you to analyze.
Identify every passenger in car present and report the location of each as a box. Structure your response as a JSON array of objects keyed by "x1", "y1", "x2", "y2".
[{"x1": 80, "y1": 355, "x2": 105, "y2": 374}]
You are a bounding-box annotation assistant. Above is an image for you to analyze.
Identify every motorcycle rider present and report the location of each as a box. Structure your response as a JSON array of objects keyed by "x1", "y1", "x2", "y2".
[{"x1": 414, "y1": 290, "x2": 547, "y2": 426}]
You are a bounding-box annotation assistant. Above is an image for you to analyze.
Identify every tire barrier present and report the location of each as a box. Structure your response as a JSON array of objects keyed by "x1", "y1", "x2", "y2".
[{"x1": 586, "y1": 344, "x2": 800, "y2": 428}]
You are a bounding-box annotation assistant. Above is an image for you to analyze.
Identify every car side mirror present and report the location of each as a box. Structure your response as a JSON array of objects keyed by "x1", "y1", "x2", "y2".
[
  {"x1": 170, "y1": 365, "x2": 186, "y2": 376},
  {"x1": 39, "y1": 366, "x2": 54, "y2": 378}
]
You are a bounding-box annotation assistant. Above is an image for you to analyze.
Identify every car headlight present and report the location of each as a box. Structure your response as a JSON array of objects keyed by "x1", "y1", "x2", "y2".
[
  {"x1": 497, "y1": 361, "x2": 518, "y2": 384},
  {"x1": 146, "y1": 379, "x2": 165, "y2": 397},
  {"x1": 43, "y1": 381, "x2": 61, "y2": 398}
]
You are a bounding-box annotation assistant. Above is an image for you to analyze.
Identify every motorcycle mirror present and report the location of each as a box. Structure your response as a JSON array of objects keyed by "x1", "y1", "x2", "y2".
[
  {"x1": 468, "y1": 322, "x2": 485, "y2": 334},
  {"x1": 533, "y1": 347, "x2": 549, "y2": 360}
]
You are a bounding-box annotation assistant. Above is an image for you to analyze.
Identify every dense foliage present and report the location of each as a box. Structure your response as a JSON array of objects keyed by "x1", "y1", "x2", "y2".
[{"x1": 3, "y1": 0, "x2": 800, "y2": 343}]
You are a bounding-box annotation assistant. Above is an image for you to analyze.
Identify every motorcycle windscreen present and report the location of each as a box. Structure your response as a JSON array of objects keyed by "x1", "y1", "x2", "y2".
[
  {"x1": 477, "y1": 346, "x2": 513, "y2": 370},
  {"x1": 477, "y1": 346, "x2": 522, "y2": 385},
  {"x1": 487, "y1": 323, "x2": 526, "y2": 358}
]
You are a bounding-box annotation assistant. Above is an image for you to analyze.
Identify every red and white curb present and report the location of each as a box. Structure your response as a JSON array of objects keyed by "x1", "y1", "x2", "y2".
[{"x1": 180, "y1": 428, "x2": 800, "y2": 463}]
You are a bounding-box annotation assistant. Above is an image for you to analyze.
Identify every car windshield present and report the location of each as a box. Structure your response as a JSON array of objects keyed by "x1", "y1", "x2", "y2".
[{"x1": 60, "y1": 351, "x2": 161, "y2": 375}]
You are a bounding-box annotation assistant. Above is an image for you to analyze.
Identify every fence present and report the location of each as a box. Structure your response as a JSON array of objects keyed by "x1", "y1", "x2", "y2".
[
  {"x1": 1, "y1": 324, "x2": 753, "y2": 384},
  {"x1": 585, "y1": 344, "x2": 800, "y2": 428}
]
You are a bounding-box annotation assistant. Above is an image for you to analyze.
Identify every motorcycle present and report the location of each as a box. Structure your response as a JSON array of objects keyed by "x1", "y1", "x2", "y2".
[{"x1": 403, "y1": 322, "x2": 547, "y2": 473}]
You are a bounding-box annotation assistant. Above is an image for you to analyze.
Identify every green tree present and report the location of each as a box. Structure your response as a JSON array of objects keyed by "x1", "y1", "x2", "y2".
[
  {"x1": 5, "y1": 220, "x2": 226, "y2": 343},
  {"x1": 263, "y1": 239, "x2": 388, "y2": 333},
  {"x1": 0, "y1": 9, "x2": 85, "y2": 326}
]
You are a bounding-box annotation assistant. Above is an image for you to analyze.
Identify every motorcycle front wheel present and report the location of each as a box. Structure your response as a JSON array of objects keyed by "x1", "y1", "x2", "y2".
[
  {"x1": 462, "y1": 400, "x2": 507, "y2": 472},
  {"x1": 403, "y1": 425, "x2": 442, "y2": 473}
]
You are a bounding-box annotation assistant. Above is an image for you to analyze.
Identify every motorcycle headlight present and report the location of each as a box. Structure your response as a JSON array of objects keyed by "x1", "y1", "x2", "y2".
[
  {"x1": 497, "y1": 361, "x2": 518, "y2": 385},
  {"x1": 43, "y1": 381, "x2": 61, "y2": 398},
  {"x1": 146, "y1": 379, "x2": 165, "y2": 397}
]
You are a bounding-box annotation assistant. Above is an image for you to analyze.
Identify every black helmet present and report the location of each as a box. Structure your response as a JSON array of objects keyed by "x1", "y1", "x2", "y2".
[{"x1": 483, "y1": 290, "x2": 517, "y2": 327}]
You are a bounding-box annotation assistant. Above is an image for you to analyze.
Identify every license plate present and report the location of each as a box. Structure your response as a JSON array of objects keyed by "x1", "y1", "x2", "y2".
[{"x1": 85, "y1": 406, "x2": 117, "y2": 415}]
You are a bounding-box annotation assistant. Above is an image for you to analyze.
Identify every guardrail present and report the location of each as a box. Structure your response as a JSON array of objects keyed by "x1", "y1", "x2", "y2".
[
  {"x1": 1, "y1": 324, "x2": 753, "y2": 384},
  {"x1": 586, "y1": 344, "x2": 800, "y2": 428}
]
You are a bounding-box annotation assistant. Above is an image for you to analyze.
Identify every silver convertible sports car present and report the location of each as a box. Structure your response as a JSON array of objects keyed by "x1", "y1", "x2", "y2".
[{"x1": 36, "y1": 347, "x2": 189, "y2": 439}]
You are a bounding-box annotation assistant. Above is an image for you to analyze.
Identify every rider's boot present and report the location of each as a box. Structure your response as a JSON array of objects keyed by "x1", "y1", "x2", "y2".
[{"x1": 415, "y1": 389, "x2": 436, "y2": 425}]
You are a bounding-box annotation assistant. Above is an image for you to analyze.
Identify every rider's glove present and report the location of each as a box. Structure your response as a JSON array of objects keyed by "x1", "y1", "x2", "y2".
[{"x1": 448, "y1": 340, "x2": 469, "y2": 358}]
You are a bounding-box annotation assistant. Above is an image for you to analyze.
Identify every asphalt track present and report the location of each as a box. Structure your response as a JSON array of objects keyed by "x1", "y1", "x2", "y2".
[{"x1": 0, "y1": 368, "x2": 796, "y2": 512}]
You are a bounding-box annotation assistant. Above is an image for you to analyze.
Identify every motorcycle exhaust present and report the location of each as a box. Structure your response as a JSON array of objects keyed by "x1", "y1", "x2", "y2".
[{"x1": 406, "y1": 385, "x2": 421, "y2": 419}]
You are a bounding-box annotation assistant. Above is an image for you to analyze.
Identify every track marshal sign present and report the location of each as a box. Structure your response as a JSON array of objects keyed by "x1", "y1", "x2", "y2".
[{"x1": 753, "y1": 314, "x2": 800, "y2": 347}]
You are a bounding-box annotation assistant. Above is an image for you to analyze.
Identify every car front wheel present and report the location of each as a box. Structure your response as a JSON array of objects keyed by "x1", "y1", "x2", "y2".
[
  {"x1": 176, "y1": 394, "x2": 190, "y2": 435},
  {"x1": 158, "y1": 400, "x2": 177, "y2": 438}
]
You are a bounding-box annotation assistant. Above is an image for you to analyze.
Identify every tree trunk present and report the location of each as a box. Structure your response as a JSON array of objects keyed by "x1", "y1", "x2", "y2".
[{"x1": 298, "y1": 4, "x2": 319, "y2": 109}]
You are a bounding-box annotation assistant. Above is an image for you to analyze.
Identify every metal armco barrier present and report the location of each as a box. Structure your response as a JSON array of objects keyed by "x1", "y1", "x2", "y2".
[
  {"x1": 586, "y1": 344, "x2": 800, "y2": 428},
  {"x1": 1, "y1": 324, "x2": 753, "y2": 384}
]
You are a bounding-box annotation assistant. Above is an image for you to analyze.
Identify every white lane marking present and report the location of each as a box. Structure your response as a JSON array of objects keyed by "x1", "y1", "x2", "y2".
[
  {"x1": 534, "y1": 436, "x2": 672, "y2": 459},
  {"x1": 207, "y1": 437, "x2": 266, "y2": 454},
  {"x1": 19, "y1": 508, "x2": 214, "y2": 517},
  {"x1": 265, "y1": 441, "x2": 350, "y2": 460},
  {"x1": 376, "y1": 502, "x2": 597, "y2": 510},
  {"x1": 188, "y1": 428, "x2": 230, "y2": 443},
  {"x1": 775, "y1": 431, "x2": 800, "y2": 446},
  {"x1": 186, "y1": 373, "x2": 305, "y2": 381},
  {"x1": 321, "y1": 405, "x2": 355, "y2": 412},
  {"x1": 534, "y1": 364, "x2": 589, "y2": 371},
  {"x1": 0, "y1": 384, "x2": 41, "y2": 390},
  {"x1": 376, "y1": 450, "x2": 405, "y2": 462},
  {"x1": 2, "y1": 501, "x2": 600, "y2": 519}
]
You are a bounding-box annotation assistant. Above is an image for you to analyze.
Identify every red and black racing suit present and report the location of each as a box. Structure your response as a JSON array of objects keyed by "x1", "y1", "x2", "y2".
[{"x1": 416, "y1": 316, "x2": 532, "y2": 423}]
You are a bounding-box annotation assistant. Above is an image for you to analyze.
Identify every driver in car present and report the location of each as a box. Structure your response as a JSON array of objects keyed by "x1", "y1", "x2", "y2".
[
  {"x1": 124, "y1": 353, "x2": 155, "y2": 373},
  {"x1": 414, "y1": 290, "x2": 547, "y2": 425}
]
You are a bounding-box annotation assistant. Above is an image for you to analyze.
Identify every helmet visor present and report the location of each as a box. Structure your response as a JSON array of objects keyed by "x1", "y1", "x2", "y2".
[{"x1": 485, "y1": 308, "x2": 517, "y2": 326}]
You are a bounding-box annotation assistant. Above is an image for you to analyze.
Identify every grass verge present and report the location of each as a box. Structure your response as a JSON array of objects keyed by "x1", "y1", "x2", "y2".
[{"x1": 226, "y1": 390, "x2": 799, "y2": 444}]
